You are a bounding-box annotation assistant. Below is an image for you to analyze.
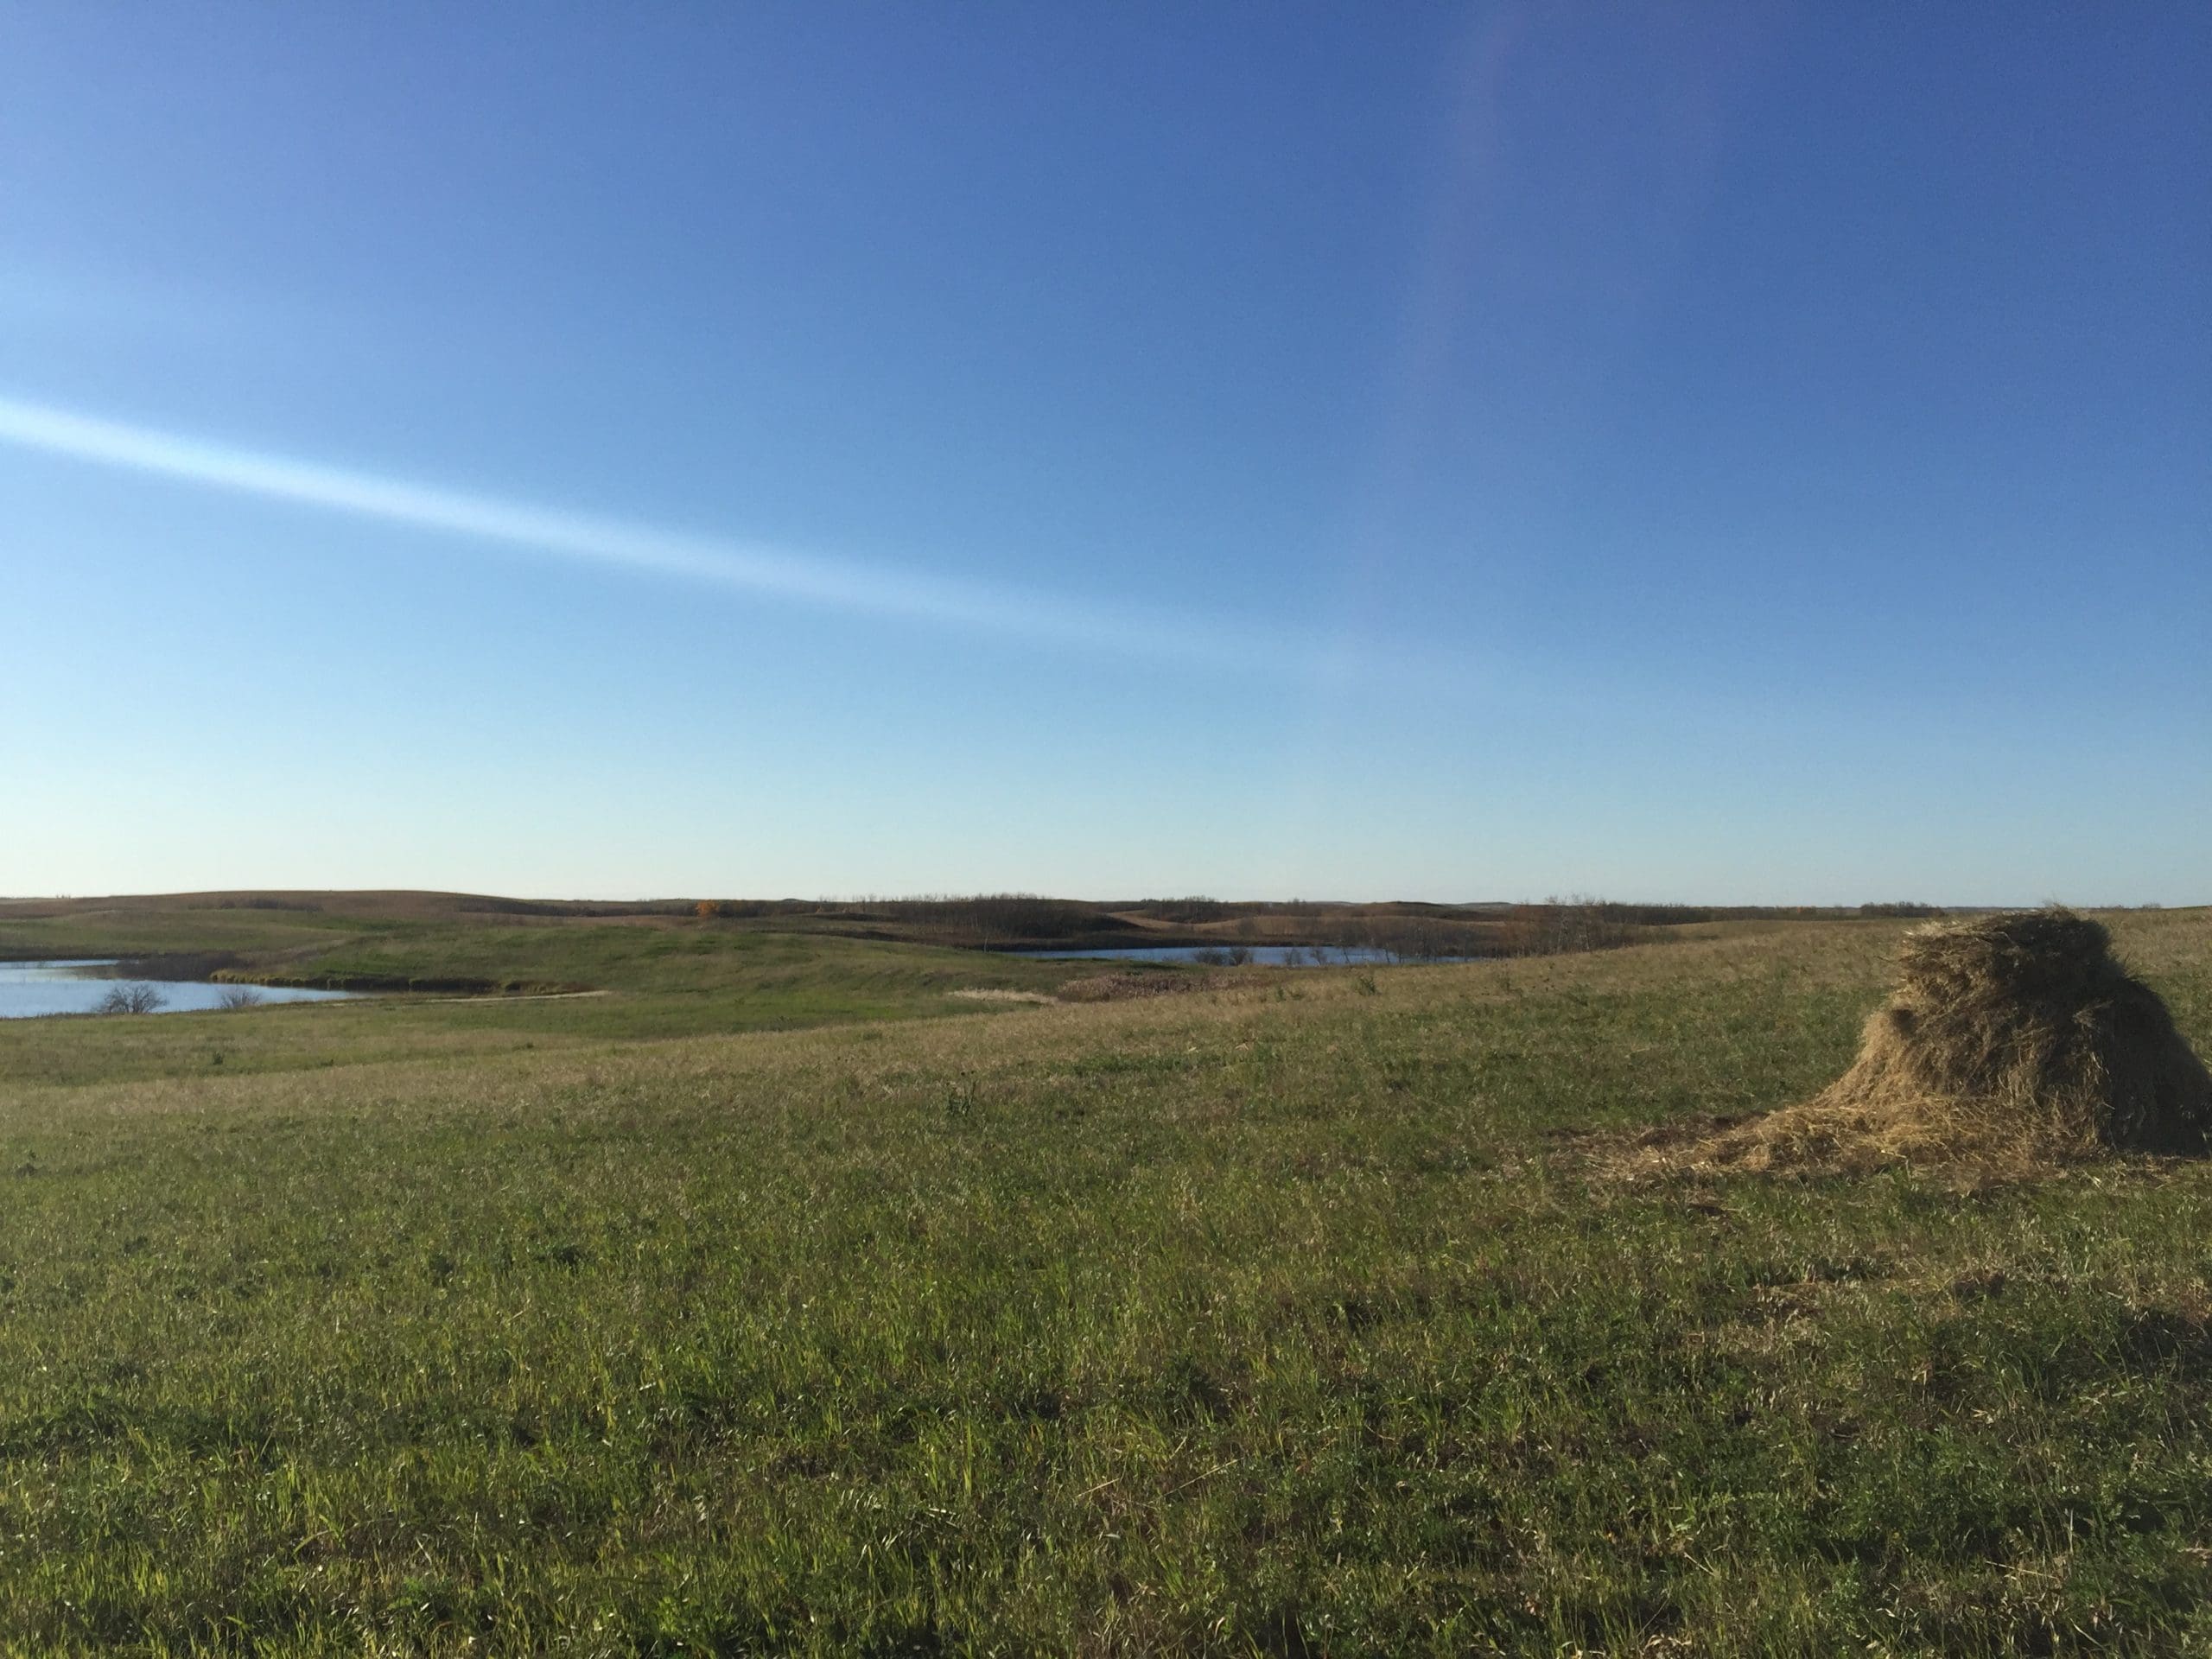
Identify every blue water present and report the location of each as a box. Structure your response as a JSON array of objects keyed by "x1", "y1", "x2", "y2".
[
  {"x1": 1010, "y1": 944, "x2": 1469, "y2": 966},
  {"x1": 0, "y1": 959, "x2": 363, "y2": 1019}
]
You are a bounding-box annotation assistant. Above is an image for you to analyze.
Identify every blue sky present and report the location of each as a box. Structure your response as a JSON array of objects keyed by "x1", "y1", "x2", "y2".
[{"x1": 3, "y1": 3, "x2": 2206, "y2": 902}]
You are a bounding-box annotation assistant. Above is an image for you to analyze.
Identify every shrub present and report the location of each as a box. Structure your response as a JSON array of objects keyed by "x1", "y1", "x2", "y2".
[{"x1": 95, "y1": 982, "x2": 167, "y2": 1015}]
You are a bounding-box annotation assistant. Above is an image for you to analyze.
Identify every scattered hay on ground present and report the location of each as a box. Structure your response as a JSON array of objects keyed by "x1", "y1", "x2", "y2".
[
  {"x1": 947, "y1": 988, "x2": 1056, "y2": 1005},
  {"x1": 1605, "y1": 909, "x2": 2212, "y2": 1181}
]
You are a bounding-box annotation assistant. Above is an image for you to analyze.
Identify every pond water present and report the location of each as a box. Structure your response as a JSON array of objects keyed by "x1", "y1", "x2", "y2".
[
  {"x1": 1011, "y1": 944, "x2": 1473, "y2": 967},
  {"x1": 0, "y1": 960, "x2": 363, "y2": 1019}
]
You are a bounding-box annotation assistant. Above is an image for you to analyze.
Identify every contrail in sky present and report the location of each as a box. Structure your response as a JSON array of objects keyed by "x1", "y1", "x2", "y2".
[{"x1": 0, "y1": 392, "x2": 1452, "y2": 686}]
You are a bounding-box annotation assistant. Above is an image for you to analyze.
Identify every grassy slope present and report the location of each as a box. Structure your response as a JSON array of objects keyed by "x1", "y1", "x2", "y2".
[
  {"x1": 254, "y1": 920, "x2": 1082, "y2": 995},
  {"x1": 0, "y1": 913, "x2": 2208, "y2": 1653},
  {"x1": 0, "y1": 912, "x2": 1125, "y2": 1089},
  {"x1": 0, "y1": 904, "x2": 365, "y2": 963}
]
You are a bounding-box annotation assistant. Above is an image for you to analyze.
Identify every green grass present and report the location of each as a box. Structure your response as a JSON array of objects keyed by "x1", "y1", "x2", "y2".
[
  {"x1": 0, "y1": 919, "x2": 1113, "y2": 1089},
  {"x1": 2, "y1": 911, "x2": 2209, "y2": 1653},
  {"x1": 0, "y1": 903, "x2": 365, "y2": 963},
  {"x1": 253, "y1": 919, "x2": 1081, "y2": 996}
]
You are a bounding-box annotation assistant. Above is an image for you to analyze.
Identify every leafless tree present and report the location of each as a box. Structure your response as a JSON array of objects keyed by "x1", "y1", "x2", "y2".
[
  {"x1": 1500, "y1": 896, "x2": 1631, "y2": 957},
  {"x1": 96, "y1": 982, "x2": 167, "y2": 1014},
  {"x1": 215, "y1": 986, "x2": 266, "y2": 1010}
]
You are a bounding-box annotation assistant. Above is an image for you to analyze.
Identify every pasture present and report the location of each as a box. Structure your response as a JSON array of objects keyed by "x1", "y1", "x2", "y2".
[{"x1": 1, "y1": 905, "x2": 2208, "y2": 1654}]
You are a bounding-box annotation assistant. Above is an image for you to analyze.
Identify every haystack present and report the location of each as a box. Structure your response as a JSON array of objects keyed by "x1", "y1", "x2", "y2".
[{"x1": 1671, "y1": 909, "x2": 2211, "y2": 1176}]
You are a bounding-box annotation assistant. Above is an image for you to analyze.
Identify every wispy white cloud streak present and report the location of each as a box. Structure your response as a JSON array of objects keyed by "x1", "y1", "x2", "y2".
[{"x1": 0, "y1": 393, "x2": 1462, "y2": 687}]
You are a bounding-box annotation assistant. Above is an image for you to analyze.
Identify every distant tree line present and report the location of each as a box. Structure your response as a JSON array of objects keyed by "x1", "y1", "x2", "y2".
[
  {"x1": 461, "y1": 898, "x2": 698, "y2": 918},
  {"x1": 666, "y1": 891, "x2": 1949, "y2": 956},
  {"x1": 1128, "y1": 897, "x2": 1239, "y2": 924},
  {"x1": 1495, "y1": 898, "x2": 1635, "y2": 957}
]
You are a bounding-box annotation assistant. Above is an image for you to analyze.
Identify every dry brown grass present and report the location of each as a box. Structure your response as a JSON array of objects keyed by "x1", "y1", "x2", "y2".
[
  {"x1": 1616, "y1": 908, "x2": 2212, "y2": 1181},
  {"x1": 1050, "y1": 970, "x2": 1215, "y2": 1002}
]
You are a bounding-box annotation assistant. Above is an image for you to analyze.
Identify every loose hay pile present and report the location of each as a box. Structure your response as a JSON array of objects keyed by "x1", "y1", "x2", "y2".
[{"x1": 1646, "y1": 909, "x2": 2212, "y2": 1179}]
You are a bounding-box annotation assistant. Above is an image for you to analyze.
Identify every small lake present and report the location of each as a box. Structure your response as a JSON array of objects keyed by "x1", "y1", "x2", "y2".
[
  {"x1": 0, "y1": 960, "x2": 363, "y2": 1020},
  {"x1": 1012, "y1": 944, "x2": 1473, "y2": 967}
]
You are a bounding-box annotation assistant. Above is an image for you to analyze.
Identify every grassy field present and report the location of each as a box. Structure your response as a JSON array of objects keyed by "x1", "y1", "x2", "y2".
[
  {"x1": 0, "y1": 905, "x2": 1124, "y2": 1090},
  {"x1": 1, "y1": 908, "x2": 2209, "y2": 1653}
]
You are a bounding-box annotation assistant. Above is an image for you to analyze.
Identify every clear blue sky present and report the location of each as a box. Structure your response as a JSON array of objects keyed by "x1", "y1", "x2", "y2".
[{"x1": 4, "y1": 4, "x2": 2206, "y2": 903}]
